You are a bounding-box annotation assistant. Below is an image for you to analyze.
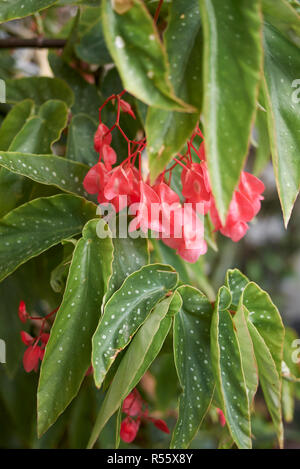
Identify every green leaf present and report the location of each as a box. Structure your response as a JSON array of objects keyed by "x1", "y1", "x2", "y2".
[
  {"x1": 0, "y1": 100, "x2": 34, "y2": 151},
  {"x1": 225, "y1": 268, "x2": 249, "y2": 309},
  {"x1": 0, "y1": 0, "x2": 58, "y2": 23},
  {"x1": 147, "y1": 0, "x2": 202, "y2": 181},
  {"x1": 282, "y1": 379, "x2": 294, "y2": 423},
  {"x1": 50, "y1": 241, "x2": 75, "y2": 293},
  {"x1": 88, "y1": 294, "x2": 177, "y2": 448},
  {"x1": 243, "y1": 282, "x2": 284, "y2": 376},
  {"x1": 152, "y1": 353, "x2": 179, "y2": 412},
  {"x1": 0, "y1": 194, "x2": 96, "y2": 282},
  {"x1": 153, "y1": 239, "x2": 215, "y2": 301},
  {"x1": 0, "y1": 100, "x2": 35, "y2": 217},
  {"x1": 8, "y1": 100, "x2": 68, "y2": 154},
  {"x1": 153, "y1": 239, "x2": 190, "y2": 284},
  {"x1": 38, "y1": 219, "x2": 113, "y2": 436},
  {"x1": 247, "y1": 319, "x2": 284, "y2": 448},
  {"x1": 66, "y1": 113, "x2": 98, "y2": 166},
  {"x1": 211, "y1": 286, "x2": 252, "y2": 449},
  {"x1": 263, "y1": 23, "x2": 300, "y2": 226},
  {"x1": 262, "y1": 0, "x2": 300, "y2": 47},
  {"x1": 49, "y1": 53, "x2": 102, "y2": 121},
  {"x1": 282, "y1": 330, "x2": 300, "y2": 414},
  {"x1": 68, "y1": 381, "x2": 97, "y2": 449},
  {"x1": 253, "y1": 103, "x2": 271, "y2": 176},
  {"x1": 0, "y1": 99, "x2": 69, "y2": 217},
  {"x1": 106, "y1": 231, "x2": 149, "y2": 301},
  {"x1": 0, "y1": 152, "x2": 92, "y2": 199},
  {"x1": 199, "y1": 0, "x2": 262, "y2": 223},
  {"x1": 171, "y1": 286, "x2": 214, "y2": 449},
  {"x1": 283, "y1": 327, "x2": 300, "y2": 380},
  {"x1": 75, "y1": 17, "x2": 111, "y2": 65},
  {"x1": 234, "y1": 299, "x2": 258, "y2": 407},
  {"x1": 92, "y1": 263, "x2": 178, "y2": 387},
  {"x1": 101, "y1": 0, "x2": 193, "y2": 111},
  {"x1": 6, "y1": 77, "x2": 74, "y2": 107}
]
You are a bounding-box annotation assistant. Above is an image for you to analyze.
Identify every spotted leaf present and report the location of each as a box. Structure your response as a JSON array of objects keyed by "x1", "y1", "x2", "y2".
[
  {"x1": 92, "y1": 263, "x2": 178, "y2": 387},
  {"x1": 101, "y1": 0, "x2": 193, "y2": 111},
  {"x1": 106, "y1": 232, "x2": 149, "y2": 301},
  {"x1": 38, "y1": 219, "x2": 114, "y2": 436},
  {"x1": 88, "y1": 294, "x2": 178, "y2": 448},
  {"x1": 171, "y1": 286, "x2": 214, "y2": 449},
  {"x1": 0, "y1": 151, "x2": 93, "y2": 199},
  {"x1": 211, "y1": 286, "x2": 252, "y2": 449},
  {"x1": 147, "y1": 0, "x2": 203, "y2": 181},
  {"x1": 0, "y1": 194, "x2": 96, "y2": 282}
]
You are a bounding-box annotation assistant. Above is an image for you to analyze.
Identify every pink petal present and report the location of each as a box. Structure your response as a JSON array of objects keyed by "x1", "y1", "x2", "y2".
[
  {"x1": 18, "y1": 300, "x2": 28, "y2": 323},
  {"x1": 23, "y1": 346, "x2": 41, "y2": 373},
  {"x1": 20, "y1": 331, "x2": 34, "y2": 346}
]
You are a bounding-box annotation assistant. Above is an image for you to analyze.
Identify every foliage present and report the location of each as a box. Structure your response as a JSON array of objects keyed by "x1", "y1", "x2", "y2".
[{"x1": 0, "y1": 0, "x2": 300, "y2": 450}]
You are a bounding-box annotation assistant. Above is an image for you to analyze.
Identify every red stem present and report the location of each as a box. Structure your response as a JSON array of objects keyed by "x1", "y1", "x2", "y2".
[{"x1": 154, "y1": 0, "x2": 164, "y2": 24}]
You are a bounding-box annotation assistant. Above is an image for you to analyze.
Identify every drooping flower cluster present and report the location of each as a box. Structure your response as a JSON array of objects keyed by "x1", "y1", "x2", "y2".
[
  {"x1": 120, "y1": 388, "x2": 169, "y2": 443},
  {"x1": 210, "y1": 171, "x2": 265, "y2": 242},
  {"x1": 18, "y1": 300, "x2": 56, "y2": 373},
  {"x1": 83, "y1": 92, "x2": 265, "y2": 263}
]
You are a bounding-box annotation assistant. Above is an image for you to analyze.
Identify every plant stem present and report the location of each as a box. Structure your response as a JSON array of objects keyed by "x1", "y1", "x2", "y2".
[{"x1": 0, "y1": 38, "x2": 66, "y2": 49}]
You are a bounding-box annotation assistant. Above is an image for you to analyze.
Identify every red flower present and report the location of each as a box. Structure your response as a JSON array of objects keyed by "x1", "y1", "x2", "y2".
[
  {"x1": 181, "y1": 162, "x2": 211, "y2": 211},
  {"x1": 153, "y1": 182, "x2": 181, "y2": 237},
  {"x1": 210, "y1": 171, "x2": 265, "y2": 242},
  {"x1": 94, "y1": 123, "x2": 112, "y2": 153},
  {"x1": 120, "y1": 417, "x2": 140, "y2": 443},
  {"x1": 122, "y1": 389, "x2": 143, "y2": 417},
  {"x1": 18, "y1": 300, "x2": 28, "y2": 323},
  {"x1": 20, "y1": 331, "x2": 34, "y2": 346},
  {"x1": 130, "y1": 181, "x2": 163, "y2": 233},
  {"x1": 216, "y1": 408, "x2": 226, "y2": 427},
  {"x1": 40, "y1": 333, "x2": 50, "y2": 346},
  {"x1": 83, "y1": 162, "x2": 109, "y2": 195},
  {"x1": 149, "y1": 418, "x2": 170, "y2": 434},
  {"x1": 161, "y1": 205, "x2": 207, "y2": 263},
  {"x1": 23, "y1": 345, "x2": 41, "y2": 373},
  {"x1": 104, "y1": 166, "x2": 133, "y2": 201},
  {"x1": 102, "y1": 144, "x2": 117, "y2": 170},
  {"x1": 18, "y1": 304, "x2": 57, "y2": 373},
  {"x1": 84, "y1": 102, "x2": 265, "y2": 264},
  {"x1": 120, "y1": 388, "x2": 169, "y2": 444},
  {"x1": 120, "y1": 99, "x2": 136, "y2": 119},
  {"x1": 238, "y1": 171, "x2": 265, "y2": 216}
]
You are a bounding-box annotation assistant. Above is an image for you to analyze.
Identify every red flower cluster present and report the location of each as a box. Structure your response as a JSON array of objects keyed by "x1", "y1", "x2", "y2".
[
  {"x1": 21, "y1": 330, "x2": 49, "y2": 373},
  {"x1": 83, "y1": 93, "x2": 265, "y2": 263},
  {"x1": 120, "y1": 389, "x2": 169, "y2": 444},
  {"x1": 210, "y1": 171, "x2": 265, "y2": 242},
  {"x1": 18, "y1": 301, "x2": 56, "y2": 373}
]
